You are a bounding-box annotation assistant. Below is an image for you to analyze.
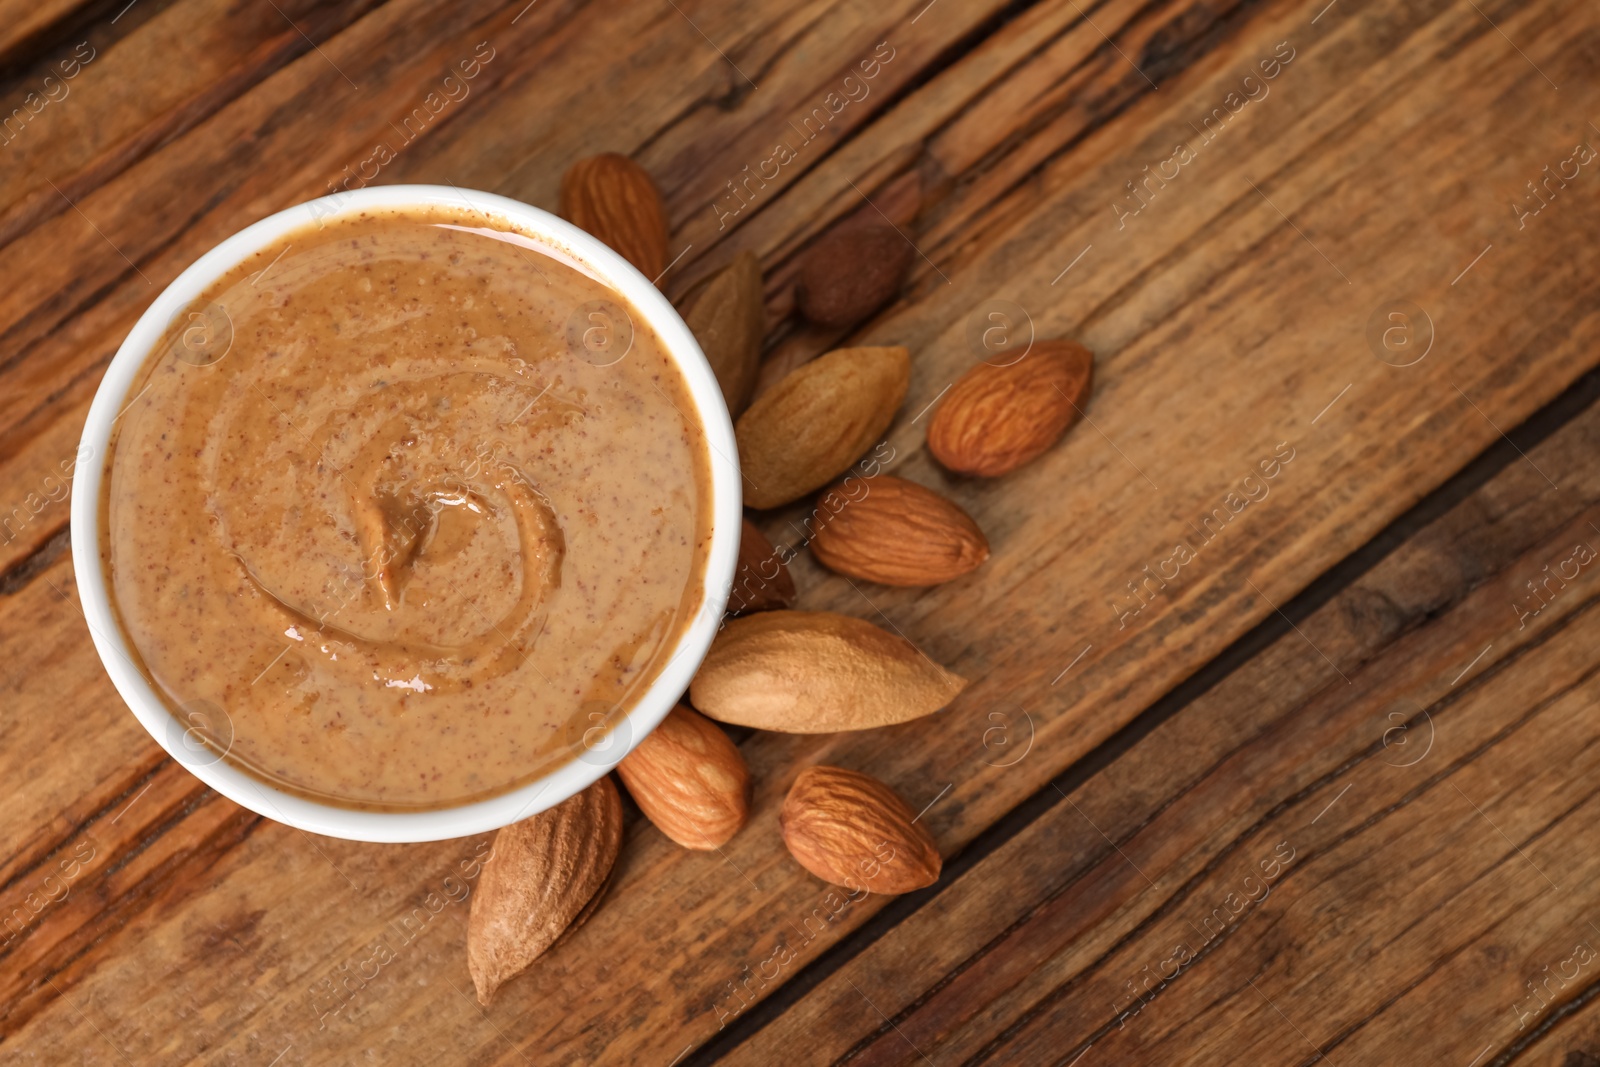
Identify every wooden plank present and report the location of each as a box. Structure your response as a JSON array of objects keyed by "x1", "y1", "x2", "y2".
[
  {"x1": 0, "y1": 0, "x2": 967, "y2": 572},
  {"x1": 2, "y1": 0, "x2": 1599, "y2": 1063},
  {"x1": 714, "y1": 389, "x2": 1600, "y2": 1063},
  {"x1": 979, "y1": 543, "x2": 1600, "y2": 1065},
  {"x1": 0, "y1": 0, "x2": 388, "y2": 250},
  {"x1": 0, "y1": 0, "x2": 1313, "y2": 571},
  {"x1": 0, "y1": 0, "x2": 88, "y2": 60},
  {"x1": 1504, "y1": 961, "x2": 1600, "y2": 1062}
]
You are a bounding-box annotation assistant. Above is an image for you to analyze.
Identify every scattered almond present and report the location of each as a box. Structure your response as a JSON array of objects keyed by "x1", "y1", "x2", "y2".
[
  {"x1": 617, "y1": 705, "x2": 751, "y2": 850},
  {"x1": 928, "y1": 339, "x2": 1094, "y2": 477},
  {"x1": 811, "y1": 474, "x2": 988, "y2": 586},
  {"x1": 558, "y1": 153, "x2": 669, "y2": 280},
  {"x1": 729, "y1": 518, "x2": 796, "y2": 613},
  {"x1": 780, "y1": 765, "x2": 940, "y2": 893},
  {"x1": 690, "y1": 609, "x2": 965, "y2": 732},
  {"x1": 683, "y1": 251, "x2": 765, "y2": 415},
  {"x1": 796, "y1": 224, "x2": 913, "y2": 328},
  {"x1": 467, "y1": 776, "x2": 623, "y2": 1004},
  {"x1": 737, "y1": 346, "x2": 910, "y2": 509}
]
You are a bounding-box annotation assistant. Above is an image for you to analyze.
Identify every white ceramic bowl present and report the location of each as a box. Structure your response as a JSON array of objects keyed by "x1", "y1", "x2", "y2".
[{"x1": 70, "y1": 184, "x2": 741, "y2": 843}]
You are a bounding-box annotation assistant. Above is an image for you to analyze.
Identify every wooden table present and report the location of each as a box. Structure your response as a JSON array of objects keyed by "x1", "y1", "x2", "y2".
[{"x1": 3, "y1": 0, "x2": 1599, "y2": 1062}]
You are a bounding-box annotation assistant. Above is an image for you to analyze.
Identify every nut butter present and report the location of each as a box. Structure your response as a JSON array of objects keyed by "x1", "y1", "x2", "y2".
[{"x1": 101, "y1": 205, "x2": 712, "y2": 810}]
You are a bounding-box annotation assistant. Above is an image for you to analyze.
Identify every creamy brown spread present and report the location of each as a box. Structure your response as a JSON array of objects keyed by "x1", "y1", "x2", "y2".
[{"x1": 102, "y1": 205, "x2": 712, "y2": 810}]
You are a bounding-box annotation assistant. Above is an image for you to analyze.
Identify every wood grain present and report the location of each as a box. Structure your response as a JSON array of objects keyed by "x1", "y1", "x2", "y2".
[
  {"x1": 718, "y1": 371, "x2": 1600, "y2": 1066},
  {"x1": 0, "y1": 0, "x2": 1596, "y2": 1062},
  {"x1": 0, "y1": 0, "x2": 92, "y2": 61}
]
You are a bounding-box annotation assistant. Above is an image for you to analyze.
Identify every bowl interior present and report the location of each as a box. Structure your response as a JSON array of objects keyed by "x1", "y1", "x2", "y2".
[{"x1": 69, "y1": 185, "x2": 741, "y2": 843}]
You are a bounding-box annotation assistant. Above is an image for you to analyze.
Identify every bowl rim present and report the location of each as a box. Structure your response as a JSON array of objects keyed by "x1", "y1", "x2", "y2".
[{"x1": 69, "y1": 183, "x2": 742, "y2": 843}]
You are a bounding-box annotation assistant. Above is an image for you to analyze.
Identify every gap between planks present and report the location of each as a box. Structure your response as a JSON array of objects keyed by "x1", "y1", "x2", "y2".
[{"x1": 694, "y1": 362, "x2": 1600, "y2": 1065}]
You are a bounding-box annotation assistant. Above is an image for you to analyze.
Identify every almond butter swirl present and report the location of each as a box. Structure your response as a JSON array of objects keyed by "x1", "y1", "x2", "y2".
[{"x1": 102, "y1": 206, "x2": 712, "y2": 810}]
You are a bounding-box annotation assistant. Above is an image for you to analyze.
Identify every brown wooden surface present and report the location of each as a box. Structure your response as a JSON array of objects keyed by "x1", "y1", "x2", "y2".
[{"x1": 3, "y1": 0, "x2": 1599, "y2": 1063}]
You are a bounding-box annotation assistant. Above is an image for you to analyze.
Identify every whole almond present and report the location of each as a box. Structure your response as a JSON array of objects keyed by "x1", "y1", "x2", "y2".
[
  {"x1": 559, "y1": 153, "x2": 669, "y2": 279},
  {"x1": 780, "y1": 766, "x2": 940, "y2": 893},
  {"x1": 617, "y1": 705, "x2": 750, "y2": 850},
  {"x1": 796, "y1": 224, "x2": 913, "y2": 328},
  {"x1": 811, "y1": 475, "x2": 988, "y2": 586},
  {"x1": 467, "y1": 777, "x2": 623, "y2": 1004},
  {"x1": 928, "y1": 340, "x2": 1094, "y2": 477},
  {"x1": 690, "y1": 610, "x2": 965, "y2": 732},
  {"x1": 684, "y1": 251, "x2": 765, "y2": 415},
  {"x1": 737, "y1": 346, "x2": 910, "y2": 509},
  {"x1": 729, "y1": 518, "x2": 796, "y2": 613}
]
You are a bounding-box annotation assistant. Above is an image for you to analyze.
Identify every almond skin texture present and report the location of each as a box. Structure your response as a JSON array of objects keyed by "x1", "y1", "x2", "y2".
[
  {"x1": 558, "y1": 153, "x2": 669, "y2": 279},
  {"x1": 617, "y1": 705, "x2": 751, "y2": 850},
  {"x1": 728, "y1": 518, "x2": 796, "y2": 613},
  {"x1": 780, "y1": 766, "x2": 940, "y2": 893},
  {"x1": 467, "y1": 777, "x2": 623, "y2": 1004},
  {"x1": 690, "y1": 610, "x2": 966, "y2": 732},
  {"x1": 736, "y1": 346, "x2": 910, "y2": 509},
  {"x1": 811, "y1": 474, "x2": 988, "y2": 586},
  {"x1": 928, "y1": 339, "x2": 1094, "y2": 477},
  {"x1": 683, "y1": 251, "x2": 765, "y2": 415},
  {"x1": 796, "y1": 225, "x2": 913, "y2": 328}
]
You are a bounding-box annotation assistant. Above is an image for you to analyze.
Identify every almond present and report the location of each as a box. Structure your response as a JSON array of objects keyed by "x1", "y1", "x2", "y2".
[
  {"x1": 683, "y1": 251, "x2": 765, "y2": 415},
  {"x1": 811, "y1": 474, "x2": 988, "y2": 586},
  {"x1": 467, "y1": 776, "x2": 623, "y2": 1004},
  {"x1": 689, "y1": 609, "x2": 965, "y2": 732},
  {"x1": 796, "y1": 224, "x2": 913, "y2": 328},
  {"x1": 928, "y1": 339, "x2": 1094, "y2": 477},
  {"x1": 780, "y1": 765, "x2": 940, "y2": 893},
  {"x1": 617, "y1": 705, "x2": 750, "y2": 849},
  {"x1": 559, "y1": 153, "x2": 669, "y2": 280},
  {"x1": 729, "y1": 518, "x2": 796, "y2": 613},
  {"x1": 737, "y1": 346, "x2": 910, "y2": 509}
]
